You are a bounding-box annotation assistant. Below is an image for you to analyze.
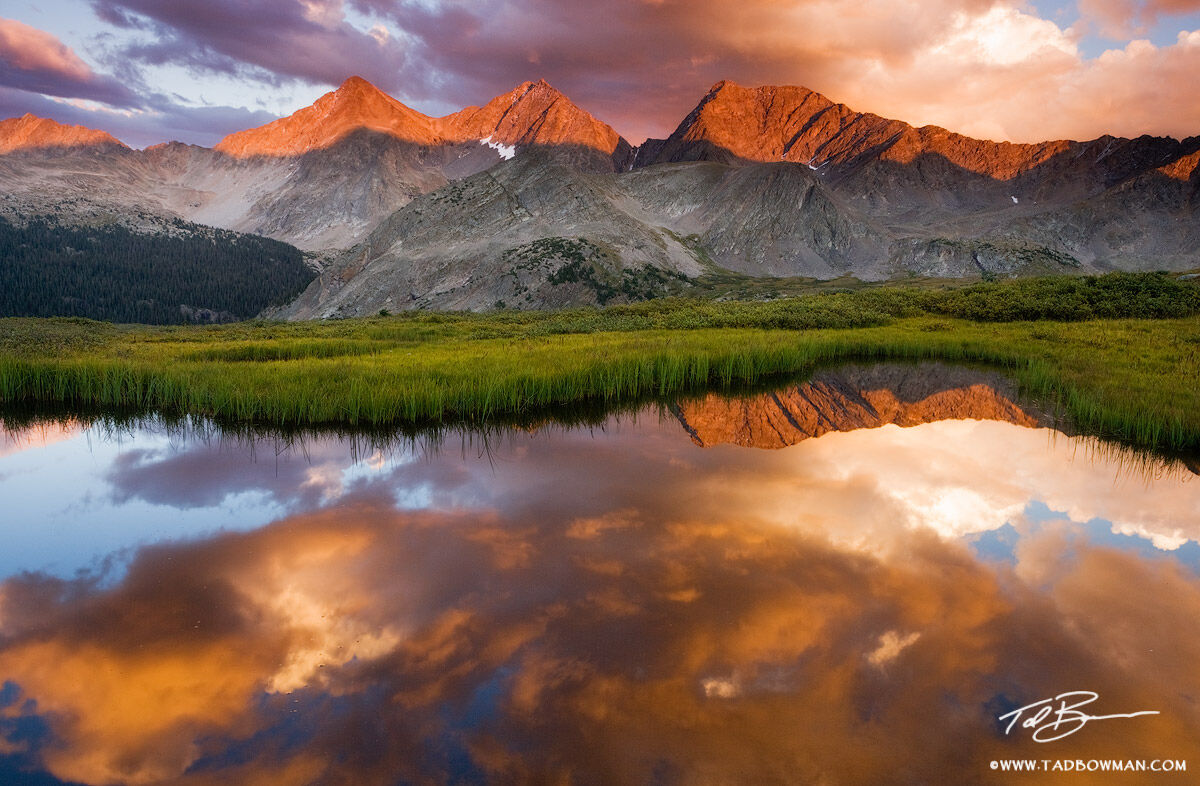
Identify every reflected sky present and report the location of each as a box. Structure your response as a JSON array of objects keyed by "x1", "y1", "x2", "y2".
[{"x1": 1, "y1": 369, "x2": 1199, "y2": 784}]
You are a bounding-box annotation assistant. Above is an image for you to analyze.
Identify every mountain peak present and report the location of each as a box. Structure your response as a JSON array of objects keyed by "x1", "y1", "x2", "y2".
[
  {"x1": 644, "y1": 80, "x2": 1101, "y2": 180},
  {"x1": 519, "y1": 78, "x2": 558, "y2": 93},
  {"x1": 673, "y1": 367, "x2": 1040, "y2": 449},
  {"x1": 211, "y1": 75, "x2": 630, "y2": 166},
  {"x1": 646, "y1": 81, "x2": 836, "y2": 165},
  {"x1": 441, "y1": 79, "x2": 628, "y2": 165},
  {"x1": 337, "y1": 75, "x2": 374, "y2": 91},
  {"x1": 0, "y1": 114, "x2": 125, "y2": 154},
  {"x1": 215, "y1": 76, "x2": 440, "y2": 157},
  {"x1": 330, "y1": 75, "x2": 397, "y2": 105}
]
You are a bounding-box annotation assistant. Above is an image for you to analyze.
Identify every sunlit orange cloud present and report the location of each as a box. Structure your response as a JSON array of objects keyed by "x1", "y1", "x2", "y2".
[
  {"x1": 0, "y1": 507, "x2": 397, "y2": 784},
  {"x1": 0, "y1": 18, "x2": 139, "y2": 109},
  {"x1": 450, "y1": 414, "x2": 1200, "y2": 552},
  {"x1": 739, "y1": 419, "x2": 1200, "y2": 549}
]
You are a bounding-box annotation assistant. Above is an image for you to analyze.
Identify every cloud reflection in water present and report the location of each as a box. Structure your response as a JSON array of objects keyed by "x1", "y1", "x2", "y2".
[{"x1": 0, "y1": 395, "x2": 1198, "y2": 783}]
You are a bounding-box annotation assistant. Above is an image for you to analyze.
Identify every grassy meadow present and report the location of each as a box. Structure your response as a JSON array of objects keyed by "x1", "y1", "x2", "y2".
[{"x1": 1, "y1": 272, "x2": 1198, "y2": 452}]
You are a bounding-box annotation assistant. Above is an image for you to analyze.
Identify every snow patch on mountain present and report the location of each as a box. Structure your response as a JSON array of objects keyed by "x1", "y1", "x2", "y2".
[{"x1": 481, "y1": 136, "x2": 516, "y2": 160}]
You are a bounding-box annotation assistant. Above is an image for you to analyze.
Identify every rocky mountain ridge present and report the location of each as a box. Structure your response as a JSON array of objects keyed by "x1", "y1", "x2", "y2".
[
  {"x1": 2, "y1": 76, "x2": 1198, "y2": 317},
  {"x1": 0, "y1": 76, "x2": 634, "y2": 252},
  {"x1": 641, "y1": 81, "x2": 1187, "y2": 178},
  {"x1": 213, "y1": 76, "x2": 631, "y2": 169},
  {"x1": 214, "y1": 76, "x2": 444, "y2": 156}
]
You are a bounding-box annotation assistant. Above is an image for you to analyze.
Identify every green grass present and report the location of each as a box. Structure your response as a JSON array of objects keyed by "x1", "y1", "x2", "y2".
[{"x1": 1, "y1": 273, "x2": 1198, "y2": 453}]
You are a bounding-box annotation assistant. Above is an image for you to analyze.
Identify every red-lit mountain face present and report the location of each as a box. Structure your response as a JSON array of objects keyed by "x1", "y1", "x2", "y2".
[
  {"x1": 640, "y1": 79, "x2": 1199, "y2": 205},
  {"x1": 214, "y1": 76, "x2": 443, "y2": 156},
  {"x1": 0, "y1": 114, "x2": 126, "y2": 154},
  {"x1": 214, "y1": 76, "x2": 632, "y2": 169}
]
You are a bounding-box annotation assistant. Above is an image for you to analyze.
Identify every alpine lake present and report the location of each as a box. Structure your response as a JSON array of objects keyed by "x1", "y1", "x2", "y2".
[{"x1": 1, "y1": 362, "x2": 1198, "y2": 785}]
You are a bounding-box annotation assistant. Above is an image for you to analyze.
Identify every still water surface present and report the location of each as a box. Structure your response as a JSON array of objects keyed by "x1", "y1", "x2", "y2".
[{"x1": 1, "y1": 364, "x2": 1198, "y2": 784}]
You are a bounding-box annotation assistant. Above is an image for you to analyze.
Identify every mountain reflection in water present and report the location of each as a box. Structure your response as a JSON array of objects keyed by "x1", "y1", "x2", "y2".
[
  {"x1": 671, "y1": 362, "x2": 1045, "y2": 448},
  {"x1": 0, "y1": 364, "x2": 1198, "y2": 785}
]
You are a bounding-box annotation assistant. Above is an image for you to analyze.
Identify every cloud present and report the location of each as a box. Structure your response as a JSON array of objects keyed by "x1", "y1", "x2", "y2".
[
  {"x1": 0, "y1": 85, "x2": 278, "y2": 148},
  {"x1": 6, "y1": 0, "x2": 1200, "y2": 146},
  {"x1": 89, "y1": 0, "x2": 418, "y2": 94},
  {"x1": 105, "y1": 440, "x2": 346, "y2": 510},
  {"x1": 0, "y1": 17, "x2": 139, "y2": 108},
  {"x1": 0, "y1": 18, "x2": 93, "y2": 83},
  {"x1": 332, "y1": 0, "x2": 1200, "y2": 142},
  {"x1": 0, "y1": 18, "x2": 281, "y2": 147},
  {"x1": 863, "y1": 16, "x2": 1200, "y2": 143},
  {"x1": 1079, "y1": 0, "x2": 1200, "y2": 38}
]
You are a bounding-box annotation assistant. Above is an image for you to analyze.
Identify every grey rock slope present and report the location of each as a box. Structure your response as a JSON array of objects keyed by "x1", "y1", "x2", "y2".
[
  {"x1": 0, "y1": 132, "x2": 499, "y2": 253},
  {"x1": 284, "y1": 142, "x2": 1127, "y2": 318},
  {"x1": 636, "y1": 81, "x2": 1200, "y2": 278},
  {"x1": 276, "y1": 152, "x2": 906, "y2": 317},
  {"x1": 278, "y1": 151, "x2": 704, "y2": 316}
]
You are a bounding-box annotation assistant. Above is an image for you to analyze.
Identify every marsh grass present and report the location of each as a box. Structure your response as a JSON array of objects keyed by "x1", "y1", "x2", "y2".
[{"x1": 1, "y1": 273, "x2": 1198, "y2": 453}]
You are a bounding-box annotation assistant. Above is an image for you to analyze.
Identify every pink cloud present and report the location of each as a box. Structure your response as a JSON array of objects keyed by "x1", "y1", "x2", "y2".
[
  {"x1": 0, "y1": 18, "x2": 93, "y2": 81},
  {"x1": 0, "y1": 17, "x2": 138, "y2": 106},
  {"x1": 1079, "y1": 0, "x2": 1200, "y2": 38}
]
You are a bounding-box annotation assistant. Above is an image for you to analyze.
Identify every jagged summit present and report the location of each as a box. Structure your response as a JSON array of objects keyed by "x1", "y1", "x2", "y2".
[
  {"x1": 0, "y1": 114, "x2": 126, "y2": 154},
  {"x1": 641, "y1": 80, "x2": 1191, "y2": 181},
  {"x1": 214, "y1": 75, "x2": 442, "y2": 157},
  {"x1": 210, "y1": 75, "x2": 630, "y2": 166},
  {"x1": 442, "y1": 78, "x2": 630, "y2": 162},
  {"x1": 646, "y1": 81, "x2": 906, "y2": 167},
  {"x1": 337, "y1": 75, "x2": 377, "y2": 92}
]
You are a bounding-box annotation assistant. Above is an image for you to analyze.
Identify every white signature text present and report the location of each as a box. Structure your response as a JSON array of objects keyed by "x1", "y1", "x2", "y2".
[{"x1": 998, "y1": 692, "x2": 1159, "y2": 742}]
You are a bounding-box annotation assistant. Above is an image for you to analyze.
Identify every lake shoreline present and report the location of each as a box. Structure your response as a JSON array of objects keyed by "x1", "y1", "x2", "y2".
[{"x1": 2, "y1": 274, "x2": 1198, "y2": 453}]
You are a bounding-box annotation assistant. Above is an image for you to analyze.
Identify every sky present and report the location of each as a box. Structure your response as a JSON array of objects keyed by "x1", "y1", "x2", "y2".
[{"x1": 1, "y1": 0, "x2": 1199, "y2": 148}]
